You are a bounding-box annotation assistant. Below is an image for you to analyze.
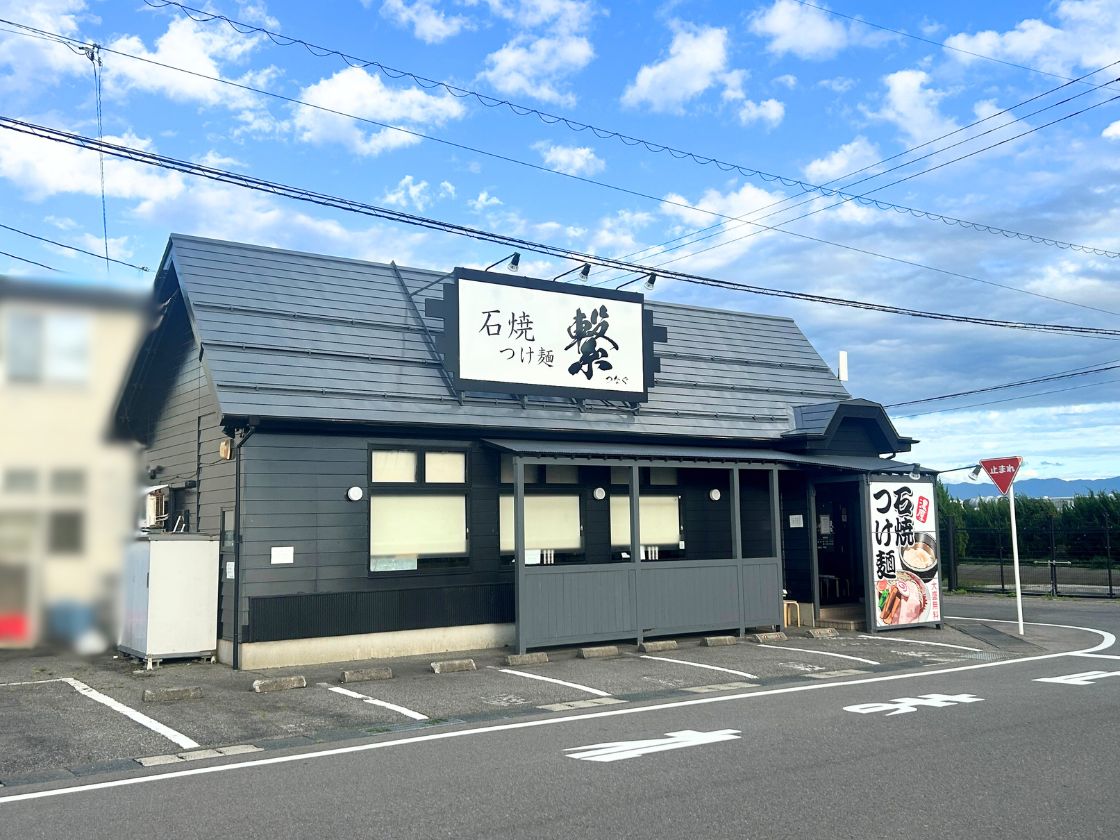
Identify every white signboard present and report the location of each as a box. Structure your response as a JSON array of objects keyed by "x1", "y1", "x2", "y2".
[
  {"x1": 868, "y1": 480, "x2": 941, "y2": 628},
  {"x1": 456, "y1": 276, "x2": 646, "y2": 398}
]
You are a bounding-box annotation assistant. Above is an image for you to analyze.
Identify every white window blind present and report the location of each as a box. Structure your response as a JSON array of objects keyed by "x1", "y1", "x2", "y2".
[
  {"x1": 371, "y1": 450, "x2": 417, "y2": 483},
  {"x1": 500, "y1": 495, "x2": 582, "y2": 551},
  {"x1": 425, "y1": 451, "x2": 465, "y2": 483},
  {"x1": 610, "y1": 495, "x2": 681, "y2": 547},
  {"x1": 370, "y1": 495, "x2": 466, "y2": 557}
]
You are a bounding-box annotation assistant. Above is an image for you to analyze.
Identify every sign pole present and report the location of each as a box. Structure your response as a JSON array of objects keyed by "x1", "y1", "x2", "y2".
[{"x1": 1008, "y1": 484, "x2": 1024, "y2": 636}]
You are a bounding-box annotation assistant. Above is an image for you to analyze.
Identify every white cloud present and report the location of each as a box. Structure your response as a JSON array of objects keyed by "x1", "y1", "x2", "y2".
[
  {"x1": 44, "y1": 215, "x2": 78, "y2": 230},
  {"x1": 737, "y1": 98, "x2": 785, "y2": 129},
  {"x1": 804, "y1": 136, "x2": 880, "y2": 182},
  {"x1": 77, "y1": 233, "x2": 133, "y2": 261},
  {"x1": 587, "y1": 209, "x2": 653, "y2": 255},
  {"x1": 1103, "y1": 120, "x2": 1120, "y2": 140},
  {"x1": 749, "y1": 0, "x2": 848, "y2": 60},
  {"x1": 621, "y1": 24, "x2": 736, "y2": 113},
  {"x1": 869, "y1": 69, "x2": 958, "y2": 146},
  {"x1": 382, "y1": 175, "x2": 432, "y2": 210},
  {"x1": 533, "y1": 142, "x2": 604, "y2": 176},
  {"x1": 380, "y1": 0, "x2": 472, "y2": 43},
  {"x1": 478, "y1": 1, "x2": 596, "y2": 107},
  {"x1": 773, "y1": 73, "x2": 798, "y2": 89},
  {"x1": 943, "y1": 0, "x2": 1120, "y2": 77},
  {"x1": 721, "y1": 69, "x2": 748, "y2": 102},
  {"x1": 197, "y1": 150, "x2": 247, "y2": 169},
  {"x1": 103, "y1": 16, "x2": 272, "y2": 113},
  {"x1": 468, "y1": 191, "x2": 502, "y2": 211},
  {"x1": 0, "y1": 126, "x2": 184, "y2": 201},
  {"x1": 439, "y1": 180, "x2": 456, "y2": 198},
  {"x1": 293, "y1": 67, "x2": 465, "y2": 156},
  {"x1": 0, "y1": 0, "x2": 88, "y2": 93},
  {"x1": 819, "y1": 76, "x2": 855, "y2": 93}
]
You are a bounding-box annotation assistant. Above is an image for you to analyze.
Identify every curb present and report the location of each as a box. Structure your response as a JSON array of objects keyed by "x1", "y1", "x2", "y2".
[
  {"x1": 638, "y1": 640, "x2": 678, "y2": 653},
  {"x1": 578, "y1": 645, "x2": 618, "y2": 659},
  {"x1": 251, "y1": 675, "x2": 307, "y2": 693},
  {"x1": 748, "y1": 632, "x2": 788, "y2": 643},
  {"x1": 431, "y1": 659, "x2": 476, "y2": 674},
  {"x1": 505, "y1": 652, "x2": 549, "y2": 666},
  {"x1": 702, "y1": 636, "x2": 737, "y2": 647}
]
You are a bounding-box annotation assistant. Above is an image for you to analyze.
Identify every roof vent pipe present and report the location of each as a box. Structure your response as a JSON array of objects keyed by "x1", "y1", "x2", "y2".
[{"x1": 838, "y1": 350, "x2": 849, "y2": 382}]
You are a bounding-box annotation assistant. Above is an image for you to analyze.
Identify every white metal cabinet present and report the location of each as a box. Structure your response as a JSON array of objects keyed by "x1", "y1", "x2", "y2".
[{"x1": 120, "y1": 534, "x2": 219, "y2": 667}]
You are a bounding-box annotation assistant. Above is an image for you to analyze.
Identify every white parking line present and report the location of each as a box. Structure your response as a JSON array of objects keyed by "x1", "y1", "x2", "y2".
[
  {"x1": 754, "y1": 644, "x2": 879, "y2": 665},
  {"x1": 857, "y1": 635, "x2": 984, "y2": 652},
  {"x1": 639, "y1": 655, "x2": 758, "y2": 680},
  {"x1": 324, "y1": 685, "x2": 428, "y2": 721},
  {"x1": 1, "y1": 616, "x2": 1112, "y2": 805},
  {"x1": 0, "y1": 677, "x2": 199, "y2": 750},
  {"x1": 1072, "y1": 652, "x2": 1120, "y2": 660},
  {"x1": 495, "y1": 668, "x2": 612, "y2": 697}
]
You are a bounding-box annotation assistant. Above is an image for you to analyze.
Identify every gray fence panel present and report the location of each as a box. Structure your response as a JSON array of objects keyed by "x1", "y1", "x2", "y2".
[
  {"x1": 521, "y1": 565, "x2": 637, "y2": 648},
  {"x1": 742, "y1": 559, "x2": 783, "y2": 626},
  {"x1": 640, "y1": 560, "x2": 742, "y2": 635}
]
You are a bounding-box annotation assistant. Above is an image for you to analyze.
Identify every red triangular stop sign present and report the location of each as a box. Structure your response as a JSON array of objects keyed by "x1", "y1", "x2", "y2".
[{"x1": 979, "y1": 456, "x2": 1023, "y2": 495}]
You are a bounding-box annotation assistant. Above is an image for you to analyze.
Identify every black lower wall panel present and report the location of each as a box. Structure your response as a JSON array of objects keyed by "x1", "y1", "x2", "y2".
[{"x1": 247, "y1": 582, "x2": 514, "y2": 642}]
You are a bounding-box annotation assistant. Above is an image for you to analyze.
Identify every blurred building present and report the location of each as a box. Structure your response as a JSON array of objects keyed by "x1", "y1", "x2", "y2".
[{"x1": 0, "y1": 275, "x2": 146, "y2": 647}]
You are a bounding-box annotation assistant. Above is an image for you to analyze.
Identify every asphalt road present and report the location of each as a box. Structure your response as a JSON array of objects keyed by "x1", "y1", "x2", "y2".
[{"x1": 1, "y1": 595, "x2": 1117, "y2": 839}]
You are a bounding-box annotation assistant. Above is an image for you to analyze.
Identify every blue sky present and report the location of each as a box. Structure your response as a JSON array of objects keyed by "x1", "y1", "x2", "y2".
[{"x1": 2, "y1": 0, "x2": 1119, "y2": 480}]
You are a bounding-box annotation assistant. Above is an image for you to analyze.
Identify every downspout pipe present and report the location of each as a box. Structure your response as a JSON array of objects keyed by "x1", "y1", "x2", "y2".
[{"x1": 231, "y1": 425, "x2": 256, "y2": 670}]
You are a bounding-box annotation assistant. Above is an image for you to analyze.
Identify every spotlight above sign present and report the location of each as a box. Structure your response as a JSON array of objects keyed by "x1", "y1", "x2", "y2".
[{"x1": 426, "y1": 268, "x2": 667, "y2": 402}]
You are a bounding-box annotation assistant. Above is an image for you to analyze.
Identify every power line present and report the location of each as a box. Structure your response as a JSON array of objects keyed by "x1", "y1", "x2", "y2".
[
  {"x1": 886, "y1": 361, "x2": 1120, "y2": 408},
  {"x1": 0, "y1": 223, "x2": 150, "y2": 271},
  {"x1": 0, "y1": 249, "x2": 59, "y2": 272},
  {"x1": 3, "y1": 114, "x2": 1119, "y2": 341},
  {"x1": 3, "y1": 21, "x2": 1113, "y2": 319},
  {"x1": 601, "y1": 59, "x2": 1120, "y2": 273},
  {"x1": 600, "y1": 87, "x2": 1120, "y2": 300},
  {"x1": 793, "y1": 0, "x2": 1120, "y2": 90},
  {"x1": 896, "y1": 376, "x2": 1120, "y2": 418},
  {"x1": 135, "y1": 1, "x2": 1120, "y2": 260}
]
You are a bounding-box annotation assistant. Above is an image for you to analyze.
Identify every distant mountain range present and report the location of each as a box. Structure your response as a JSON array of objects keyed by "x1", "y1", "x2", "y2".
[{"x1": 944, "y1": 476, "x2": 1120, "y2": 500}]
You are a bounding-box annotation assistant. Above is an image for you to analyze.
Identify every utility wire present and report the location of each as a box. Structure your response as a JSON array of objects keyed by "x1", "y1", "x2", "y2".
[
  {"x1": 599, "y1": 88, "x2": 1120, "y2": 296},
  {"x1": 1, "y1": 19, "x2": 1112, "y2": 318},
  {"x1": 0, "y1": 249, "x2": 59, "y2": 271},
  {"x1": 792, "y1": 0, "x2": 1120, "y2": 90},
  {"x1": 84, "y1": 43, "x2": 110, "y2": 274},
  {"x1": 602, "y1": 59, "x2": 1120, "y2": 272},
  {"x1": 896, "y1": 377, "x2": 1120, "y2": 418},
  {"x1": 0, "y1": 222, "x2": 150, "y2": 271},
  {"x1": 135, "y1": 1, "x2": 1119, "y2": 259},
  {"x1": 3, "y1": 114, "x2": 1119, "y2": 341},
  {"x1": 886, "y1": 361, "x2": 1120, "y2": 408}
]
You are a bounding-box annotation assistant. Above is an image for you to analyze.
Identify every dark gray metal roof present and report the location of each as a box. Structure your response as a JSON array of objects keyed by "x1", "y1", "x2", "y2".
[
  {"x1": 158, "y1": 234, "x2": 856, "y2": 441},
  {"x1": 483, "y1": 439, "x2": 924, "y2": 474}
]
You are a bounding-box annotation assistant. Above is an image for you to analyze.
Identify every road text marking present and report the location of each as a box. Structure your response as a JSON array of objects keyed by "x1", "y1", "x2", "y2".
[
  {"x1": 565, "y1": 729, "x2": 740, "y2": 762},
  {"x1": 495, "y1": 668, "x2": 612, "y2": 697},
  {"x1": 1034, "y1": 670, "x2": 1120, "y2": 687},
  {"x1": 1, "y1": 616, "x2": 1110, "y2": 806},
  {"x1": 324, "y1": 685, "x2": 428, "y2": 720},
  {"x1": 638, "y1": 654, "x2": 758, "y2": 679},
  {"x1": 845, "y1": 693, "x2": 984, "y2": 716}
]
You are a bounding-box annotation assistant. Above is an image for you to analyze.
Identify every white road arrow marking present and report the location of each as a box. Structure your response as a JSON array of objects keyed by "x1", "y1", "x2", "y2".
[
  {"x1": 1034, "y1": 670, "x2": 1120, "y2": 686},
  {"x1": 844, "y1": 693, "x2": 984, "y2": 716},
  {"x1": 565, "y1": 729, "x2": 740, "y2": 762}
]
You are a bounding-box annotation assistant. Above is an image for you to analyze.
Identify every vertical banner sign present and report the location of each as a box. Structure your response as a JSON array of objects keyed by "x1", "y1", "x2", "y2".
[{"x1": 868, "y1": 479, "x2": 940, "y2": 629}]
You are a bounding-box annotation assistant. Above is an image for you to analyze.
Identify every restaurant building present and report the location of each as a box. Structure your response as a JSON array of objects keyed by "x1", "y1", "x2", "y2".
[{"x1": 113, "y1": 235, "x2": 939, "y2": 669}]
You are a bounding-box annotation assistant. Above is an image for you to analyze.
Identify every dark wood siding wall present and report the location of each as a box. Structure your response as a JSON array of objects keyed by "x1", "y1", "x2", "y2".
[
  {"x1": 238, "y1": 433, "x2": 515, "y2": 643},
  {"x1": 137, "y1": 302, "x2": 234, "y2": 638}
]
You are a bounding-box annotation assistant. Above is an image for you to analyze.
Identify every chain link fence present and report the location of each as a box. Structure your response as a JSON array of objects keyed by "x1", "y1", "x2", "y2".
[{"x1": 939, "y1": 520, "x2": 1115, "y2": 597}]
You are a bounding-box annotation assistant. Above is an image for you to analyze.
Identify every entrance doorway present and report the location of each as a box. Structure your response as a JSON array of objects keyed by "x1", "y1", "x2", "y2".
[{"x1": 814, "y1": 482, "x2": 864, "y2": 606}]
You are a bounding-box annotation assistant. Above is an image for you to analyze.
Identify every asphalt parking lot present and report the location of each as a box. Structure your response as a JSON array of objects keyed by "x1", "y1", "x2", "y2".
[{"x1": 0, "y1": 595, "x2": 1081, "y2": 788}]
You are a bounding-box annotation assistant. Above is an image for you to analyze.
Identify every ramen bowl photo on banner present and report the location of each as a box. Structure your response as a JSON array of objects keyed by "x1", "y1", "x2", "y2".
[{"x1": 868, "y1": 480, "x2": 940, "y2": 628}]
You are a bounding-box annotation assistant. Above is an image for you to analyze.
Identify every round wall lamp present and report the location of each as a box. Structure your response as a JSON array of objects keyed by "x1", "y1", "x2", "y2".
[
  {"x1": 346, "y1": 486, "x2": 364, "y2": 502},
  {"x1": 592, "y1": 487, "x2": 607, "y2": 500},
  {"x1": 709, "y1": 489, "x2": 722, "y2": 501}
]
